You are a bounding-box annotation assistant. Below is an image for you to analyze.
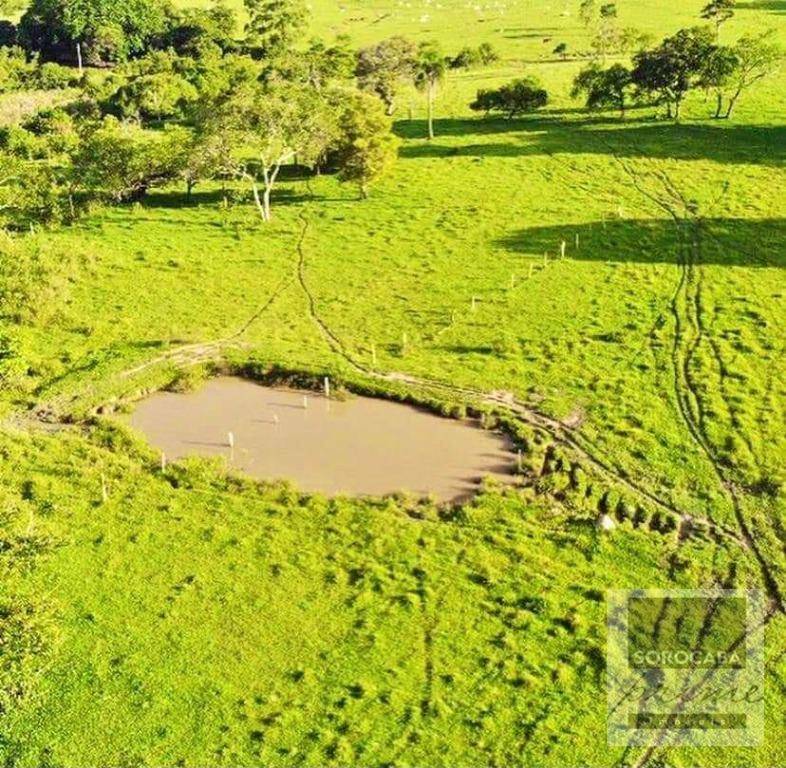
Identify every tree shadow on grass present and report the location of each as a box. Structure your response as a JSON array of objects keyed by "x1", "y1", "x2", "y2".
[
  {"x1": 497, "y1": 217, "x2": 786, "y2": 268},
  {"x1": 737, "y1": 0, "x2": 786, "y2": 12},
  {"x1": 397, "y1": 117, "x2": 786, "y2": 166}
]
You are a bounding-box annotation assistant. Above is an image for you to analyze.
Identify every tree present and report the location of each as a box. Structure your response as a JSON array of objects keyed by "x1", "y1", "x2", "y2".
[
  {"x1": 109, "y1": 71, "x2": 198, "y2": 121},
  {"x1": 701, "y1": 0, "x2": 735, "y2": 40},
  {"x1": 553, "y1": 42, "x2": 568, "y2": 59},
  {"x1": 449, "y1": 43, "x2": 499, "y2": 70},
  {"x1": 579, "y1": 0, "x2": 596, "y2": 28},
  {"x1": 413, "y1": 41, "x2": 446, "y2": 140},
  {"x1": 19, "y1": 0, "x2": 167, "y2": 65},
  {"x1": 470, "y1": 77, "x2": 548, "y2": 118},
  {"x1": 592, "y1": 2, "x2": 618, "y2": 63},
  {"x1": 158, "y1": 1, "x2": 238, "y2": 57},
  {"x1": 720, "y1": 30, "x2": 782, "y2": 118},
  {"x1": 571, "y1": 63, "x2": 632, "y2": 115},
  {"x1": 277, "y1": 36, "x2": 355, "y2": 89},
  {"x1": 73, "y1": 118, "x2": 188, "y2": 202},
  {"x1": 478, "y1": 42, "x2": 499, "y2": 65},
  {"x1": 332, "y1": 89, "x2": 399, "y2": 198},
  {"x1": 200, "y1": 82, "x2": 337, "y2": 220},
  {"x1": 699, "y1": 44, "x2": 739, "y2": 118},
  {"x1": 243, "y1": 0, "x2": 306, "y2": 59},
  {"x1": 0, "y1": 151, "x2": 65, "y2": 229},
  {"x1": 618, "y1": 26, "x2": 653, "y2": 55},
  {"x1": 355, "y1": 37, "x2": 417, "y2": 116},
  {"x1": 631, "y1": 26, "x2": 715, "y2": 119}
]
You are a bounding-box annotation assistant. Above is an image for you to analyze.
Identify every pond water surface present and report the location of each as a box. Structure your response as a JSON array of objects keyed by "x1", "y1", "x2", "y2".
[{"x1": 129, "y1": 377, "x2": 516, "y2": 502}]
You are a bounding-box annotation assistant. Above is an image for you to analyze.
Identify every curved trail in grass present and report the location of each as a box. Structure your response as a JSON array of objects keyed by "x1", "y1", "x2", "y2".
[{"x1": 117, "y1": 273, "x2": 295, "y2": 381}]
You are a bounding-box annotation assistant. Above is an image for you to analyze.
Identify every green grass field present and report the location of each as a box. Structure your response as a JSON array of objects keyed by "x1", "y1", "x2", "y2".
[{"x1": 1, "y1": 0, "x2": 785, "y2": 765}]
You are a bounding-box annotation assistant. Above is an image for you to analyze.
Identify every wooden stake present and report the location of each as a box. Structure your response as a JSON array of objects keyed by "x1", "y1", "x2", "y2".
[
  {"x1": 303, "y1": 395, "x2": 308, "y2": 409},
  {"x1": 575, "y1": 233, "x2": 580, "y2": 250},
  {"x1": 471, "y1": 296, "x2": 477, "y2": 312},
  {"x1": 529, "y1": 264, "x2": 534, "y2": 279},
  {"x1": 324, "y1": 376, "x2": 330, "y2": 399},
  {"x1": 560, "y1": 240, "x2": 566, "y2": 259},
  {"x1": 273, "y1": 414, "x2": 280, "y2": 426},
  {"x1": 227, "y1": 432, "x2": 235, "y2": 449},
  {"x1": 160, "y1": 453, "x2": 167, "y2": 471}
]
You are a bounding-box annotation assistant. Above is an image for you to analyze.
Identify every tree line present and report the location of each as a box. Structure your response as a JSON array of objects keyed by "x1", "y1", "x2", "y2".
[
  {"x1": 0, "y1": 0, "x2": 511, "y2": 227},
  {"x1": 571, "y1": 1, "x2": 781, "y2": 120}
]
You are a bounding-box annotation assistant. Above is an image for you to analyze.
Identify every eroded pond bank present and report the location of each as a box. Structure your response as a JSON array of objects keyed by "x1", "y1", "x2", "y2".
[{"x1": 129, "y1": 377, "x2": 516, "y2": 502}]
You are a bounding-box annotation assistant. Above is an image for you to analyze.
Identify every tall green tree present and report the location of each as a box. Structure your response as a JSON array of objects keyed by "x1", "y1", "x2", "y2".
[
  {"x1": 332, "y1": 89, "x2": 399, "y2": 198},
  {"x1": 699, "y1": 44, "x2": 739, "y2": 117},
  {"x1": 631, "y1": 26, "x2": 715, "y2": 119},
  {"x1": 200, "y1": 81, "x2": 336, "y2": 220},
  {"x1": 243, "y1": 0, "x2": 306, "y2": 59},
  {"x1": 720, "y1": 30, "x2": 782, "y2": 118},
  {"x1": 356, "y1": 36, "x2": 417, "y2": 115},
  {"x1": 414, "y1": 41, "x2": 446, "y2": 140},
  {"x1": 701, "y1": 0, "x2": 736, "y2": 40}
]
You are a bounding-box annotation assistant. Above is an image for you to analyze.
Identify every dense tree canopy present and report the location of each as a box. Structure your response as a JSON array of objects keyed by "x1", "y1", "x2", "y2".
[
  {"x1": 243, "y1": 0, "x2": 306, "y2": 59},
  {"x1": 19, "y1": 0, "x2": 168, "y2": 65},
  {"x1": 571, "y1": 63, "x2": 632, "y2": 115},
  {"x1": 631, "y1": 26, "x2": 716, "y2": 119}
]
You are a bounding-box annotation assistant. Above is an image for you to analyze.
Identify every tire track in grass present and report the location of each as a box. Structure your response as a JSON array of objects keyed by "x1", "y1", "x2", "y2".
[
  {"x1": 611, "y1": 152, "x2": 784, "y2": 607},
  {"x1": 601, "y1": 152, "x2": 784, "y2": 768}
]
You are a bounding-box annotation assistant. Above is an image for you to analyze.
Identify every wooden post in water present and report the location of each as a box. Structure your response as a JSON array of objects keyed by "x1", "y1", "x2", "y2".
[
  {"x1": 273, "y1": 414, "x2": 280, "y2": 426},
  {"x1": 303, "y1": 395, "x2": 309, "y2": 409},
  {"x1": 228, "y1": 431, "x2": 235, "y2": 461}
]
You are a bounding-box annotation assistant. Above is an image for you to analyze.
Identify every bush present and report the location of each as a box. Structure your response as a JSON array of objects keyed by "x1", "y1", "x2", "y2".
[
  {"x1": 35, "y1": 62, "x2": 80, "y2": 90},
  {"x1": 449, "y1": 42, "x2": 499, "y2": 70}
]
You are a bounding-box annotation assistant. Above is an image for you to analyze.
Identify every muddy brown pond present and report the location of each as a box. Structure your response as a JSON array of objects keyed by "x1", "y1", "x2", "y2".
[{"x1": 129, "y1": 377, "x2": 516, "y2": 502}]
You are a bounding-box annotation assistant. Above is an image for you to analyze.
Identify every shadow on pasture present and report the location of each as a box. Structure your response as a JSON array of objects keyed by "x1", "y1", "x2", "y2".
[
  {"x1": 737, "y1": 0, "x2": 786, "y2": 12},
  {"x1": 497, "y1": 217, "x2": 786, "y2": 268},
  {"x1": 397, "y1": 117, "x2": 786, "y2": 166}
]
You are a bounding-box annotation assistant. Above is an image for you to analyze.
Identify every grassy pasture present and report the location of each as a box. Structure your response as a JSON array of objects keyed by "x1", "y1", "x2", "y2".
[{"x1": 1, "y1": 0, "x2": 786, "y2": 765}]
